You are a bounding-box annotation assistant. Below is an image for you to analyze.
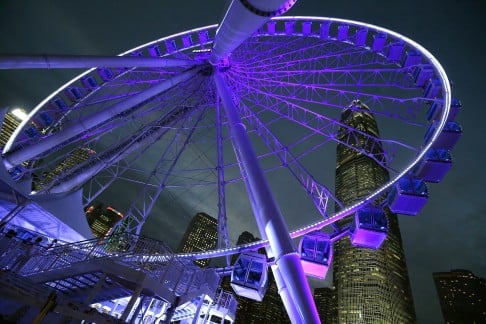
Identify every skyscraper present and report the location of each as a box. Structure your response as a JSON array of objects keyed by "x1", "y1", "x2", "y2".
[
  {"x1": 0, "y1": 108, "x2": 35, "y2": 180},
  {"x1": 178, "y1": 212, "x2": 218, "y2": 267},
  {"x1": 33, "y1": 147, "x2": 96, "y2": 191},
  {"x1": 433, "y1": 269, "x2": 486, "y2": 323},
  {"x1": 332, "y1": 100, "x2": 416, "y2": 322},
  {"x1": 85, "y1": 203, "x2": 124, "y2": 238},
  {"x1": 0, "y1": 110, "x2": 22, "y2": 147},
  {"x1": 313, "y1": 287, "x2": 337, "y2": 324},
  {"x1": 222, "y1": 231, "x2": 290, "y2": 324}
]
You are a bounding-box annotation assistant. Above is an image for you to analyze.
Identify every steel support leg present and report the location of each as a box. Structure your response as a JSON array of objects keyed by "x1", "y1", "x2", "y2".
[
  {"x1": 0, "y1": 202, "x2": 26, "y2": 229},
  {"x1": 191, "y1": 295, "x2": 205, "y2": 324},
  {"x1": 214, "y1": 73, "x2": 320, "y2": 323},
  {"x1": 83, "y1": 273, "x2": 107, "y2": 305},
  {"x1": 121, "y1": 284, "x2": 143, "y2": 322},
  {"x1": 130, "y1": 295, "x2": 147, "y2": 324}
]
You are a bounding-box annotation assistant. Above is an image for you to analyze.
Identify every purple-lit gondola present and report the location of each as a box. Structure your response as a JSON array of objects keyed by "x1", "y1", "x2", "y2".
[
  {"x1": 413, "y1": 148, "x2": 452, "y2": 183},
  {"x1": 427, "y1": 98, "x2": 462, "y2": 122},
  {"x1": 299, "y1": 231, "x2": 332, "y2": 279},
  {"x1": 230, "y1": 252, "x2": 268, "y2": 302},
  {"x1": 97, "y1": 67, "x2": 114, "y2": 82},
  {"x1": 350, "y1": 207, "x2": 388, "y2": 249},
  {"x1": 64, "y1": 86, "x2": 84, "y2": 102},
  {"x1": 52, "y1": 97, "x2": 67, "y2": 111},
  {"x1": 80, "y1": 75, "x2": 99, "y2": 91},
  {"x1": 424, "y1": 120, "x2": 462, "y2": 150},
  {"x1": 387, "y1": 177, "x2": 428, "y2": 215},
  {"x1": 23, "y1": 124, "x2": 40, "y2": 138},
  {"x1": 38, "y1": 111, "x2": 53, "y2": 128}
]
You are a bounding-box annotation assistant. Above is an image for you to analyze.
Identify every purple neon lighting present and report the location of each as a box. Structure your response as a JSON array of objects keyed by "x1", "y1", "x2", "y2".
[
  {"x1": 239, "y1": 101, "x2": 340, "y2": 215},
  {"x1": 210, "y1": 0, "x2": 297, "y2": 64},
  {"x1": 413, "y1": 149, "x2": 453, "y2": 183},
  {"x1": 1, "y1": 16, "x2": 452, "y2": 263},
  {"x1": 168, "y1": 16, "x2": 452, "y2": 260},
  {"x1": 230, "y1": 252, "x2": 268, "y2": 301},
  {"x1": 3, "y1": 24, "x2": 216, "y2": 155},
  {"x1": 299, "y1": 232, "x2": 333, "y2": 279},
  {"x1": 215, "y1": 71, "x2": 320, "y2": 322},
  {"x1": 351, "y1": 228, "x2": 387, "y2": 250}
]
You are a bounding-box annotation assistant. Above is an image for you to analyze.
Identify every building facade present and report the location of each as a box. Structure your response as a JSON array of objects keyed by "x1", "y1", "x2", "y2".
[
  {"x1": 433, "y1": 269, "x2": 486, "y2": 323},
  {"x1": 332, "y1": 100, "x2": 416, "y2": 322},
  {"x1": 85, "y1": 203, "x2": 124, "y2": 238},
  {"x1": 314, "y1": 287, "x2": 337, "y2": 324},
  {"x1": 33, "y1": 147, "x2": 96, "y2": 191},
  {"x1": 0, "y1": 110, "x2": 22, "y2": 147},
  {"x1": 0, "y1": 109, "x2": 34, "y2": 180},
  {"x1": 178, "y1": 212, "x2": 218, "y2": 267}
]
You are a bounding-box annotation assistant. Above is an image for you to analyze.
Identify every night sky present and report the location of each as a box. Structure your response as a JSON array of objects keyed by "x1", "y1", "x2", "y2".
[{"x1": 0, "y1": 1, "x2": 484, "y2": 322}]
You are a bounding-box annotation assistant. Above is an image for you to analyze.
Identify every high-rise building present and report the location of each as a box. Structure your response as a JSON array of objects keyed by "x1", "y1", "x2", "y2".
[
  {"x1": 85, "y1": 203, "x2": 124, "y2": 238},
  {"x1": 332, "y1": 100, "x2": 416, "y2": 322},
  {"x1": 178, "y1": 212, "x2": 218, "y2": 268},
  {"x1": 0, "y1": 110, "x2": 22, "y2": 147},
  {"x1": 433, "y1": 269, "x2": 486, "y2": 323},
  {"x1": 313, "y1": 287, "x2": 337, "y2": 324},
  {"x1": 33, "y1": 147, "x2": 96, "y2": 191},
  {"x1": 0, "y1": 108, "x2": 37, "y2": 180},
  {"x1": 221, "y1": 231, "x2": 290, "y2": 324},
  {"x1": 1, "y1": 108, "x2": 96, "y2": 187}
]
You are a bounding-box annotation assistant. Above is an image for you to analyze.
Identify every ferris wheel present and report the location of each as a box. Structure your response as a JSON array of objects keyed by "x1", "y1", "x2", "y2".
[{"x1": 0, "y1": 1, "x2": 461, "y2": 322}]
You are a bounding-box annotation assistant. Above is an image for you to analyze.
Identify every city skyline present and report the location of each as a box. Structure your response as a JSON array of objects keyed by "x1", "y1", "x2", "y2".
[{"x1": 0, "y1": 1, "x2": 483, "y2": 322}]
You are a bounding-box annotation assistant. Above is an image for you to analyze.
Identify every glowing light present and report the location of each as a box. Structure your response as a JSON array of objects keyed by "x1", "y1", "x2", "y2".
[{"x1": 11, "y1": 108, "x2": 28, "y2": 120}]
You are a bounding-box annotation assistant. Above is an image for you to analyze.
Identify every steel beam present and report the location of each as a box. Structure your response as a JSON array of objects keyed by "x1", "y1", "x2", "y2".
[
  {"x1": 44, "y1": 105, "x2": 195, "y2": 194},
  {"x1": 210, "y1": 0, "x2": 296, "y2": 64},
  {"x1": 0, "y1": 54, "x2": 197, "y2": 69},
  {"x1": 3, "y1": 67, "x2": 202, "y2": 169},
  {"x1": 214, "y1": 72, "x2": 320, "y2": 324}
]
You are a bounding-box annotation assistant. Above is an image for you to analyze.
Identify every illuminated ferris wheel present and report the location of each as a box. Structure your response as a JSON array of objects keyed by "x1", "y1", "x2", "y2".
[{"x1": 0, "y1": 1, "x2": 461, "y2": 322}]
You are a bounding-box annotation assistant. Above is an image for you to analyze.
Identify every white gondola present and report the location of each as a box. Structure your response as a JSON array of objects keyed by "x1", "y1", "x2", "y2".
[
  {"x1": 231, "y1": 252, "x2": 268, "y2": 302},
  {"x1": 350, "y1": 207, "x2": 388, "y2": 249},
  {"x1": 299, "y1": 231, "x2": 332, "y2": 279}
]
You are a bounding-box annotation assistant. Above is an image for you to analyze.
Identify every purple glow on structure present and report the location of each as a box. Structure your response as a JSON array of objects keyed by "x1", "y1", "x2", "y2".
[
  {"x1": 387, "y1": 178, "x2": 428, "y2": 216},
  {"x1": 2, "y1": 25, "x2": 217, "y2": 155},
  {"x1": 0, "y1": 20, "x2": 458, "y2": 309},
  {"x1": 350, "y1": 207, "x2": 388, "y2": 249},
  {"x1": 425, "y1": 121, "x2": 463, "y2": 150},
  {"x1": 2, "y1": 67, "x2": 201, "y2": 169},
  {"x1": 351, "y1": 228, "x2": 387, "y2": 250},
  {"x1": 299, "y1": 232, "x2": 332, "y2": 279},
  {"x1": 0, "y1": 199, "x2": 87, "y2": 243},
  {"x1": 301, "y1": 259, "x2": 331, "y2": 279},
  {"x1": 230, "y1": 252, "x2": 268, "y2": 302},
  {"x1": 2, "y1": 17, "x2": 453, "y2": 253},
  {"x1": 414, "y1": 149, "x2": 452, "y2": 183},
  {"x1": 214, "y1": 72, "x2": 320, "y2": 323},
  {"x1": 210, "y1": 0, "x2": 297, "y2": 64}
]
